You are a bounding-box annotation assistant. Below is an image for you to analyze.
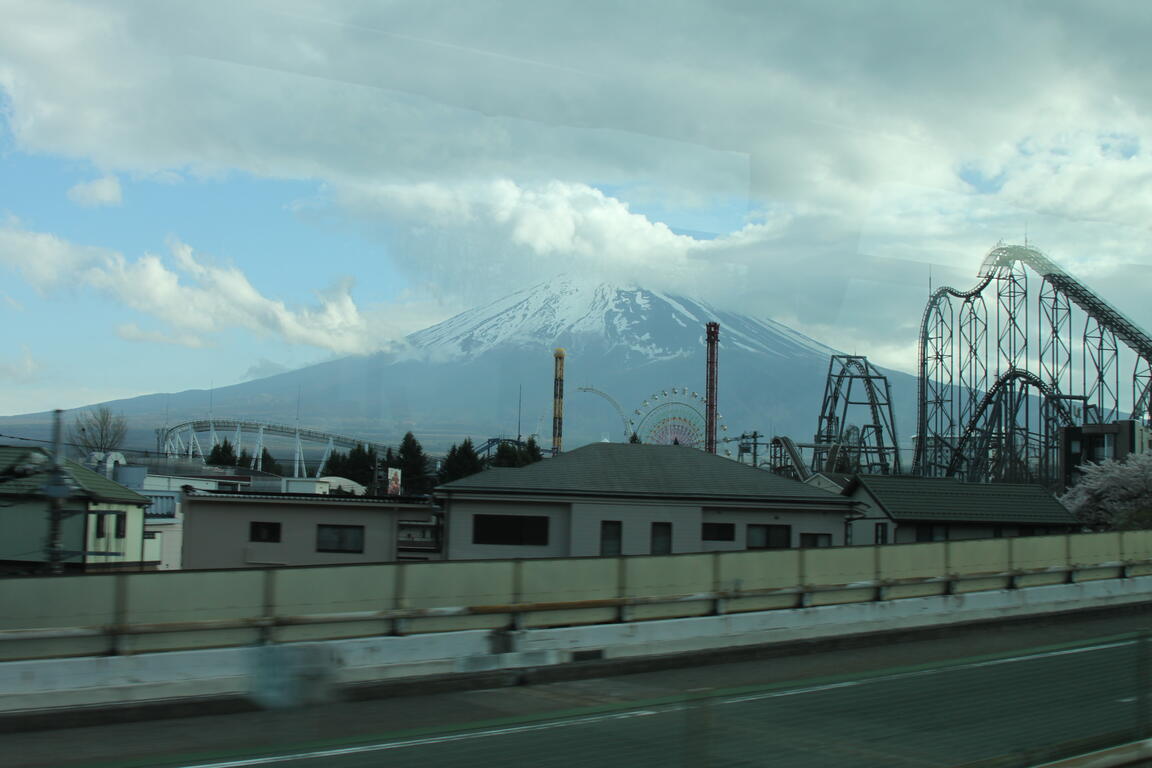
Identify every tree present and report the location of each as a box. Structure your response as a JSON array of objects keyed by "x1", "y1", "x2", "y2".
[
  {"x1": 238, "y1": 448, "x2": 252, "y2": 468},
  {"x1": 69, "y1": 406, "x2": 128, "y2": 455},
  {"x1": 491, "y1": 441, "x2": 522, "y2": 468},
  {"x1": 260, "y1": 448, "x2": 284, "y2": 476},
  {"x1": 397, "y1": 432, "x2": 431, "y2": 495},
  {"x1": 522, "y1": 436, "x2": 543, "y2": 464},
  {"x1": 207, "y1": 438, "x2": 237, "y2": 467},
  {"x1": 629, "y1": 432, "x2": 641, "y2": 444},
  {"x1": 1061, "y1": 453, "x2": 1152, "y2": 530},
  {"x1": 491, "y1": 437, "x2": 545, "y2": 468},
  {"x1": 439, "y1": 438, "x2": 484, "y2": 483}
]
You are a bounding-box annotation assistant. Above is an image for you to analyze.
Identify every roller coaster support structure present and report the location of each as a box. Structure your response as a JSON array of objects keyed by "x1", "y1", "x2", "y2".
[{"x1": 914, "y1": 244, "x2": 1152, "y2": 484}]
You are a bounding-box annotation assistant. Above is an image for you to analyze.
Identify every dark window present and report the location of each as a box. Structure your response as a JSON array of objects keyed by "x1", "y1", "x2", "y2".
[
  {"x1": 650, "y1": 522, "x2": 672, "y2": 555},
  {"x1": 600, "y1": 520, "x2": 622, "y2": 556},
  {"x1": 874, "y1": 523, "x2": 889, "y2": 545},
  {"x1": 143, "y1": 531, "x2": 157, "y2": 540},
  {"x1": 702, "y1": 523, "x2": 735, "y2": 541},
  {"x1": 800, "y1": 532, "x2": 832, "y2": 548},
  {"x1": 114, "y1": 513, "x2": 126, "y2": 539},
  {"x1": 916, "y1": 524, "x2": 948, "y2": 542},
  {"x1": 748, "y1": 524, "x2": 791, "y2": 549},
  {"x1": 317, "y1": 524, "x2": 365, "y2": 553},
  {"x1": 94, "y1": 513, "x2": 106, "y2": 538},
  {"x1": 250, "y1": 521, "x2": 282, "y2": 543},
  {"x1": 472, "y1": 515, "x2": 549, "y2": 546}
]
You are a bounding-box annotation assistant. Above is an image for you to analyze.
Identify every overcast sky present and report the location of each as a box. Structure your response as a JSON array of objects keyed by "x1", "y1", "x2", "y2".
[{"x1": 2, "y1": 0, "x2": 1151, "y2": 415}]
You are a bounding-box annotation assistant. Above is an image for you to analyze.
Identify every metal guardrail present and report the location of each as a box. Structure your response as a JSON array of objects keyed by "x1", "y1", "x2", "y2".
[{"x1": 0, "y1": 560, "x2": 1137, "y2": 646}]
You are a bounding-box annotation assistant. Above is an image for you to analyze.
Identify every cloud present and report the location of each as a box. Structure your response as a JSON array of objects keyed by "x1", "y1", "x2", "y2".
[
  {"x1": 3, "y1": 1, "x2": 1152, "y2": 364},
  {"x1": 67, "y1": 175, "x2": 122, "y2": 207},
  {"x1": 116, "y1": 323, "x2": 204, "y2": 348},
  {"x1": 0, "y1": 346, "x2": 39, "y2": 382},
  {"x1": 242, "y1": 358, "x2": 291, "y2": 380},
  {"x1": 0, "y1": 221, "x2": 412, "y2": 354}
]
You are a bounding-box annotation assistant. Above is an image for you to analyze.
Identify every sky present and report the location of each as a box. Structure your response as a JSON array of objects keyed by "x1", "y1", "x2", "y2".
[{"x1": 2, "y1": 0, "x2": 1152, "y2": 416}]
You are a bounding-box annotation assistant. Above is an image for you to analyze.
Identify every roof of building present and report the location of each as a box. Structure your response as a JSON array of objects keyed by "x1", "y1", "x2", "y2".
[
  {"x1": 0, "y1": 446, "x2": 151, "y2": 505},
  {"x1": 851, "y1": 474, "x2": 1077, "y2": 525},
  {"x1": 186, "y1": 488, "x2": 434, "y2": 505},
  {"x1": 437, "y1": 443, "x2": 851, "y2": 504}
]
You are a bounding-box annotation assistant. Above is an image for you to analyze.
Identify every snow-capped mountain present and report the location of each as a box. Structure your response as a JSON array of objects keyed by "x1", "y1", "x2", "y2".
[
  {"x1": 0, "y1": 278, "x2": 918, "y2": 454},
  {"x1": 406, "y1": 278, "x2": 837, "y2": 363}
]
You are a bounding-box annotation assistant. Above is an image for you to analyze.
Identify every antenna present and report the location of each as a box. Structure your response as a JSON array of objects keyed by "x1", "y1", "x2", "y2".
[{"x1": 517, "y1": 384, "x2": 523, "y2": 442}]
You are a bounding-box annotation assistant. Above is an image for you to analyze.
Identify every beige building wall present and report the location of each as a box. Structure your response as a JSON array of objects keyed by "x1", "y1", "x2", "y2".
[
  {"x1": 183, "y1": 496, "x2": 431, "y2": 569},
  {"x1": 445, "y1": 495, "x2": 850, "y2": 559}
]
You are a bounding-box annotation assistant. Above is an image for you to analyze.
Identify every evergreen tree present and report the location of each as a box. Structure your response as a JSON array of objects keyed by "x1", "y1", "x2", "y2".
[
  {"x1": 398, "y1": 432, "x2": 431, "y2": 495},
  {"x1": 260, "y1": 448, "x2": 284, "y2": 476},
  {"x1": 324, "y1": 449, "x2": 349, "y2": 478},
  {"x1": 491, "y1": 441, "x2": 522, "y2": 467},
  {"x1": 439, "y1": 438, "x2": 484, "y2": 483},
  {"x1": 629, "y1": 432, "x2": 641, "y2": 444},
  {"x1": 237, "y1": 448, "x2": 252, "y2": 468},
  {"x1": 207, "y1": 438, "x2": 237, "y2": 467},
  {"x1": 345, "y1": 443, "x2": 378, "y2": 487},
  {"x1": 523, "y1": 436, "x2": 544, "y2": 464}
]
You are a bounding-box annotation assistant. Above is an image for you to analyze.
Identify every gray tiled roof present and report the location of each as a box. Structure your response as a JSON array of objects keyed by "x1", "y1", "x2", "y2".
[
  {"x1": 438, "y1": 443, "x2": 850, "y2": 504},
  {"x1": 0, "y1": 445, "x2": 150, "y2": 505},
  {"x1": 855, "y1": 475, "x2": 1076, "y2": 525}
]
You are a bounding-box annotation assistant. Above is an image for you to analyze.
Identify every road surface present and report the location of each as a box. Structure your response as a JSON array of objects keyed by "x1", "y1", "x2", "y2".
[{"x1": 6, "y1": 609, "x2": 1152, "y2": 767}]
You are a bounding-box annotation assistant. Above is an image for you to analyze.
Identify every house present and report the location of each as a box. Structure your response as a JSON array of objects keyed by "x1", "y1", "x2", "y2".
[
  {"x1": 436, "y1": 443, "x2": 857, "y2": 559},
  {"x1": 0, "y1": 445, "x2": 153, "y2": 573},
  {"x1": 839, "y1": 474, "x2": 1079, "y2": 544},
  {"x1": 181, "y1": 489, "x2": 439, "y2": 568}
]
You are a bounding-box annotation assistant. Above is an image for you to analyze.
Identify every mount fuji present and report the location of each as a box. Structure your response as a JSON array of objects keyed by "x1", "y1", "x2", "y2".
[{"x1": 0, "y1": 279, "x2": 919, "y2": 456}]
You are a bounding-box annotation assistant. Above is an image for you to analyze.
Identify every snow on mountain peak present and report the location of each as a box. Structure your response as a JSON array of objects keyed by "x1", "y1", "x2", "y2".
[{"x1": 404, "y1": 276, "x2": 838, "y2": 363}]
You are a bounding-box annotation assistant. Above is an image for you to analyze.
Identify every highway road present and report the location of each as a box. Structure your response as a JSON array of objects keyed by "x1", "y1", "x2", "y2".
[{"x1": 7, "y1": 609, "x2": 1152, "y2": 768}]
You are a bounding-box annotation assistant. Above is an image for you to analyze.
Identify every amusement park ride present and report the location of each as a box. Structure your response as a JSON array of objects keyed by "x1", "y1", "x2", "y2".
[{"x1": 161, "y1": 244, "x2": 1151, "y2": 487}]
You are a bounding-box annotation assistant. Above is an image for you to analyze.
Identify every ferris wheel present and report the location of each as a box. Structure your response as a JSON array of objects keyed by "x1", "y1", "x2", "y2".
[{"x1": 629, "y1": 388, "x2": 728, "y2": 452}]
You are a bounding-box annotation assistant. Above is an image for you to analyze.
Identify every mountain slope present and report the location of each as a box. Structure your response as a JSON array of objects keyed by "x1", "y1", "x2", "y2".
[{"x1": 0, "y1": 279, "x2": 919, "y2": 456}]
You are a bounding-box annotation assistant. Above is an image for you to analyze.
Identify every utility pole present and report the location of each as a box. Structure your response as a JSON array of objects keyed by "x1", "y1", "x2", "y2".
[{"x1": 43, "y1": 409, "x2": 71, "y2": 575}]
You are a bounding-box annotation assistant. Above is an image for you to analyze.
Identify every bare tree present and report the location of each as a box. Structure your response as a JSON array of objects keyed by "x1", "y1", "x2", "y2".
[{"x1": 69, "y1": 406, "x2": 128, "y2": 455}]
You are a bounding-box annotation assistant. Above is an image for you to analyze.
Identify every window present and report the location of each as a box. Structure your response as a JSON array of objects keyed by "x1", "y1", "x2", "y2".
[
  {"x1": 800, "y1": 532, "x2": 832, "y2": 548},
  {"x1": 250, "y1": 521, "x2": 282, "y2": 543},
  {"x1": 317, "y1": 524, "x2": 365, "y2": 553},
  {"x1": 874, "y1": 523, "x2": 889, "y2": 545},
  {"x1": 650, "y1": 522, "x2": 672, "y2": 555},
  {"x1": 600, "y1": 520, "x2": 622, "y2": 556},
  {"x1": 702, "y1": 522, "x2": 735, "y2": 541},
  {"x1": 94, "y1": 513, "x2": 106, "y2": 538},
  {"x1": 915, "y1": 524, "x2": 948, "y2": 542},
  {"x1": 472, "y1": 515, "x2": 549, "y2": 546},
  {"x1": 747, "y1": 524, "x2": 791, "y2": 549},
  {"x1": 114, "y1": 512, "x2": 127, "y2": 539}
]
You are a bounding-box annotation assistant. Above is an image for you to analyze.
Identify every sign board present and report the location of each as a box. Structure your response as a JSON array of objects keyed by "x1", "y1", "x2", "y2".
[{"x1": 386, "y1": 467, "x2": 402, "y2": 496}]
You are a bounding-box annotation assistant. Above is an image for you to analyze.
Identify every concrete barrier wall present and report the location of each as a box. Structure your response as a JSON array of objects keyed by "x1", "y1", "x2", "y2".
[
  {"x1": 5, "y1": 575, "x2": 1152, "y2": 716},
  {"x1": 0, "y1": 531, "x2": 1147, "y2": 661}
]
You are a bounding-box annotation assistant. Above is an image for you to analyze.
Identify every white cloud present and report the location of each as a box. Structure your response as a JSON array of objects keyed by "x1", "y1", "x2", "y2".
[
  {"x1": 0, "y1": 221, "x2": 412, "y2": 354},
  {"x1": 116, "y1": 323, "x2": 204, "y2": 348},
  {"x1": 67, "y1": 175, "x2": 122, "y2": 207},
  {"x1": 0, "y1": 346, "x2": 39, "y2": 382},
  {"x1": 2, "y1": 1, "x2": 1152, "y2": 364}
]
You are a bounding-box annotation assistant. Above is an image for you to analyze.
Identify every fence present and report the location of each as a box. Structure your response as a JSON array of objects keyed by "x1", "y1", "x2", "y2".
[{"x1": 3, "y1": 531, "x2": 1152, "y2": 660}]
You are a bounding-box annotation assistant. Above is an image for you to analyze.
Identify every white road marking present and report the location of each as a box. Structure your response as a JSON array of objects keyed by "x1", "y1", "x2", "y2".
[
  {"x1": 172, "y1": 710, "x2": 660, "y2": 767},
  {"x1": 170, "y1": 639, "x2": 1138, "y2": 767}
]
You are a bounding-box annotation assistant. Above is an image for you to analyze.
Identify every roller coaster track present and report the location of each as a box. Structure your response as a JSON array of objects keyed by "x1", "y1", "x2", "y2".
[
  {"x1": 160, "y1": 420, "x2": 386, "y2": 478},
  {"x1": 914, "y1": 244, "x2": 1152, "y2": 480},
  {"x1": 576, "y1": 386, "x2": 632, "y2": 440},
  {"x1": 814, "y1": 355, "x2": 902, "y2": 476},
  {"x1": 943, "y1": 368, "x2": 1079, "y2": 479}
]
